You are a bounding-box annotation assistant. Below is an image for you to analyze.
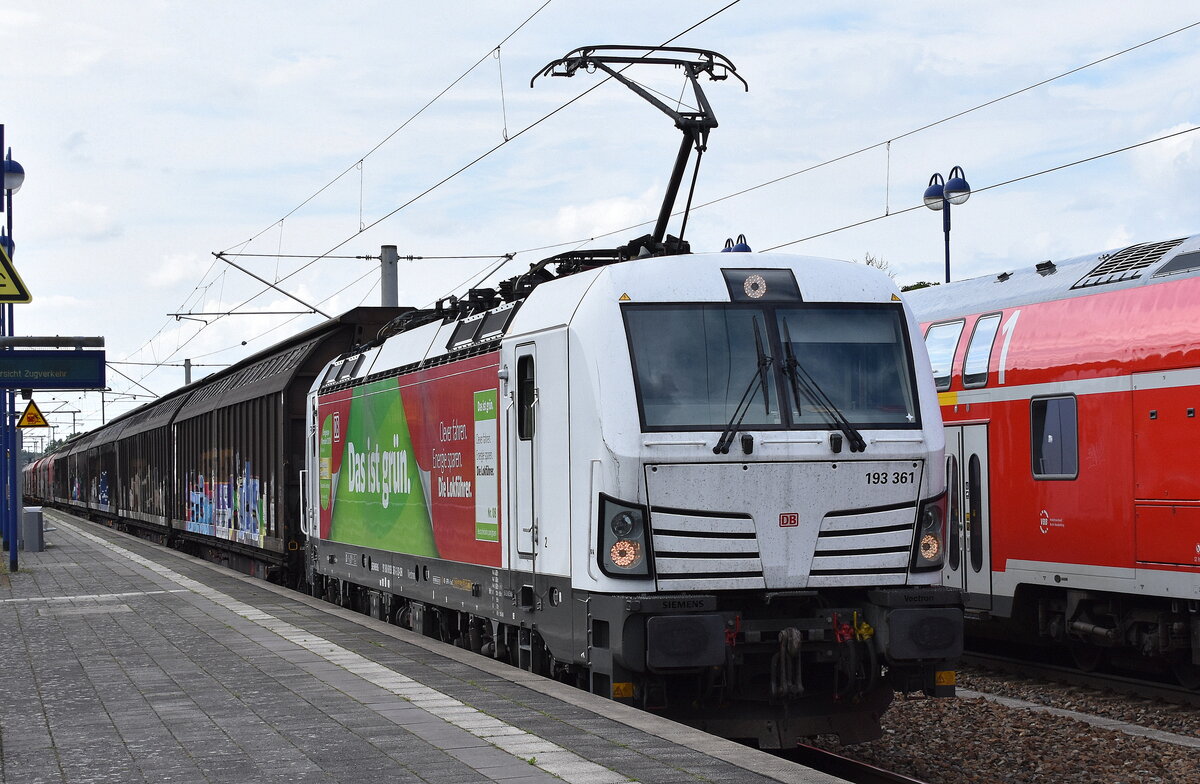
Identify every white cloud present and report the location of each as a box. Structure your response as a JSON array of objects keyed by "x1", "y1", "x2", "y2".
[
  {"x1": 7, "y1": 0, "x2": 1200, "y2": 425},
  {"x1": 148, "y1": 253, "x2": 205, "y2": 287},
  {"x1": 258, "y1": 54, "x2": 339, "y2": 89},
  {"x1": 46, "y1": 201, "x2": 122, "y2": 241}
]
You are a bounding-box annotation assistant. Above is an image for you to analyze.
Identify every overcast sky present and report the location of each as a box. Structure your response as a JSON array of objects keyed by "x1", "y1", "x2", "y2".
[{"x1": 4, "y1": 1, "x2": 1199, "y2": 434}]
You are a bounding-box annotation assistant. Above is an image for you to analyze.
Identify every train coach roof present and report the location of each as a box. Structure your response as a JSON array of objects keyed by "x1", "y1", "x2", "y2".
[
  {"x1": 172, "y1": 306, "x2": 405, "y2": 420},
  {"x1": 63, "y1": 428, "x2": 102, "y2": 457},
  {"x1": 905, "y1": 233, "x2": 1200, "y2": 322},
  {"x1": 106, "y1": 388, "x2": 192, "y2": 440},
  {"x1": 175, "y1": 336, "x2": 322, "y2": 420},
  {"x1": 88, "y1": 416, "x2": 135, "y2": 448},
  {"x1": 70, "y1": 306, "x2": 407, "y2": 441}
]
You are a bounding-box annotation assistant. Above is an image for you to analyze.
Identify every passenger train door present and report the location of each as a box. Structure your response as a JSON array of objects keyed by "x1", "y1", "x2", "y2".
[{"x1": 945, "y1": 424, "x2": 993, "y2": 609}]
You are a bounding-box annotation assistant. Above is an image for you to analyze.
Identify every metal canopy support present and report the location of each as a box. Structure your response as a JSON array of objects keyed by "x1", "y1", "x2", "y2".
[
  {"x1": 532, "y1": 46, "x2": 748, "y2": 251},
  {"x1": 0, "y1": 336, "x2": 104, "y2": 348}
]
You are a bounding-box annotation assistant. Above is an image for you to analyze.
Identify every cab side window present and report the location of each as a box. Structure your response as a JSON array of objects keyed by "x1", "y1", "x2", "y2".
[{"x1": 517, "y1": 355, "x2": 536, "y2": 440}]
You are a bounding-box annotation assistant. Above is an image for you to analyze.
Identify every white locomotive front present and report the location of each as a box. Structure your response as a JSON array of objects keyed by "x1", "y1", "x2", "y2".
[{"x1": 304, "y1": 249, "x2": 962, "y2": 747}]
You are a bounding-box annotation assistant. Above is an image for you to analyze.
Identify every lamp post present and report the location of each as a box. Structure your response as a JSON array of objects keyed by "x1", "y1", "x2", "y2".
[
  {"x1": 922, "y1": 165, "x2": 971, "y2": 284},
  {"x1": 2, "y1": 130, "x2": 24, "y2": 571}
]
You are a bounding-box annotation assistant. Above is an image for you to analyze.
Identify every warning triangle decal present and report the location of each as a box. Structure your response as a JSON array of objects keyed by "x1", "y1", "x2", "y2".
[
  {"x1": 18, "y1": 400, "x2": 49, "y2": 428},
  {"x1": 0, "y1": 243, "x2": 32, "y2": 303}
]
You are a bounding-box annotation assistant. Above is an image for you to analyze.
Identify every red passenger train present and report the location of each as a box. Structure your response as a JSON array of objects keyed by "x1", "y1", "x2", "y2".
[{"x1": 906, "y1": 234, "x2": 1200, "y2": 685}]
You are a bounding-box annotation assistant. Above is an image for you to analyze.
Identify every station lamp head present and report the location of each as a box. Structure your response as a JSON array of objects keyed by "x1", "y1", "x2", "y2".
[
  {"x1": 922, "y1": 173, "x2": 945, "y2": 211},
  {"x1": 3, "y1": 149, "x2": 24, "y2": 193},
  {"x1": 943, "y1": 165, "x2": 971, "y2": 205}
]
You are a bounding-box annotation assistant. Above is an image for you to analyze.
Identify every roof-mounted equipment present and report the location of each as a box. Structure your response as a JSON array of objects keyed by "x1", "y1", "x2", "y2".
[{"x1": 533, "y1": 45, "x2": 748, "y2": 256}]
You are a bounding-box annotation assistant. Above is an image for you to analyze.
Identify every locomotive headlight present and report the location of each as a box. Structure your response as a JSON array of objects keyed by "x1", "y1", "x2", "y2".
[
  {"x1": 611, "y1": 511, "x2": 639, "y2": 538},
  {"x1": 912, "y1": 493, "x2": 947, "y2": 571},
  {"x1": 609, "y1": 539, "x2": 643, "y2": 569},
  {"x1": 919, "y1": 533, "x2": 941, "y2": 560},
  {"x1": 598, "y1": 494, "x2": 652, "y2": 578}
]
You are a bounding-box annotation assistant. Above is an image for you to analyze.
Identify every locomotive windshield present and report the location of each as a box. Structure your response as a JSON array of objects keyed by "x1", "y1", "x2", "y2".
[
  {"x1": 623, "y1": 304, "x2": 783, "y2": 429},
  {"x1": 624, "y1": 302, "x2": 919, "y2": 431}
]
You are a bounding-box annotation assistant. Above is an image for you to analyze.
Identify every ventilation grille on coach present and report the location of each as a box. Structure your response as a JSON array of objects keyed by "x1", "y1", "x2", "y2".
[
  {"x1": 650, "y1": 510, "x2": 766, "y2": 591},
  {"x1": 808, "y1": 504, "x2": 917, "y2": 586},
  {"x1": 1071, "y1": 237, "x2": 1186, "y2": 290}
]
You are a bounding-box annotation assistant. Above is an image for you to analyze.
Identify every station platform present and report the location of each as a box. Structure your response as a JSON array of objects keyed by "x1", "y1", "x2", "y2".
[{"x1": 0, "y1": 510, "x2": 842, "y2": 784}]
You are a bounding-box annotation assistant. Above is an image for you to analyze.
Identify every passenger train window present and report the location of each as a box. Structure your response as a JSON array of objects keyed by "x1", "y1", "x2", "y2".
[
  {"x1": 923, "y1": 321, "x2": 964, "y2": 391},
  {"x1": 1031, "y1": 396, "x2": 1078, "y2": 479},
  {"x1": 962, "y1": 314, "x2": 1001, "y2": 388},
  {"x1": 968, "y1": 454, "x2": 984, "y2": 573},
  {"x1": 947, "y1": 455, "x2": 960, "y2": 571},
  {"x1": 517, "y1": 355, "x2": 535, "y2": 440}
]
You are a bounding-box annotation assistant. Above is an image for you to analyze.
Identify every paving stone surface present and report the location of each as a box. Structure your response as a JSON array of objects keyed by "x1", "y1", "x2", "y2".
[{"x1": 1, "y1": 512, "x2": 839, "y2": 784}]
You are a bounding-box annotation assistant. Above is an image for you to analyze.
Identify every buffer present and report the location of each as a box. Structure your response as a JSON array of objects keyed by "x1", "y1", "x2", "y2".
[
  {"x1": 0, "y1": 243, "x2": 31, "y2": 303},
  {"x1": 17, "y1": 399, "x2": 49, "y2": 428}
]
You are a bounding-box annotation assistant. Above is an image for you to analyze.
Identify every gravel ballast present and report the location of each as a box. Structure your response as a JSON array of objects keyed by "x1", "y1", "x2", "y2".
[{"x1": 808, "y1": 667, "x2": 1200, "y2": 783}]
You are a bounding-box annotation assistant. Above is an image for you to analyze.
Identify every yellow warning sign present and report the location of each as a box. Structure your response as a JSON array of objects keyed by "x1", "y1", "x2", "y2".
[
  {"x1": 618, "y1": 293, "x2": 631, "y2": 301},
  {"x1": 17, "y1": 400, "x2": 49, "y2": 428},
  {"x1": 0, "y1": 244, "x2": 31, "y2": 303}
]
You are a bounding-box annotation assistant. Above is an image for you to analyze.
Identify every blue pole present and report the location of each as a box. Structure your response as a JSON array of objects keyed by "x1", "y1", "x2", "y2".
[
  {"x1": 2, "y1": 122, "x2": 17, "y2": 572},
  {"x1": 0, "y1": 120, "x2": 9, "y2": 567},
  {"x1": 942, "y1": 196, "x2": 952, "y2": 284}
]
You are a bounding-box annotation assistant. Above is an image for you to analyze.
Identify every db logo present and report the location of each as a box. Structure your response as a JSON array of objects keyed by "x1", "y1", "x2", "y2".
[{"x1": 779, "y1": 512, "x2": 799, "y2": 528}]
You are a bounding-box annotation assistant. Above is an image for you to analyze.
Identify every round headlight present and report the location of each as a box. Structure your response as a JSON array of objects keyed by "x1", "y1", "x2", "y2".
[
  {"x1": 611, "y1": 511, "x2": 638, "y2": 538},
  {"x1": 609, "y1": 540, "x2": 643, "y2": 569}
]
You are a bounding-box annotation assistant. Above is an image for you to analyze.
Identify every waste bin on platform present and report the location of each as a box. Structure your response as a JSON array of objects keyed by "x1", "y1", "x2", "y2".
[{"x1": 21, "y1": 506, "x2": 44, "y2": 552}]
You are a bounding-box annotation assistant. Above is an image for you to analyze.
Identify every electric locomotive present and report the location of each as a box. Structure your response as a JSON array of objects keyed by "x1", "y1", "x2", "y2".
[
  {"x1": 907, "y1": 233, "x2": 1200, "y2": 686},
  {"x1": 304, "y1": 245, "x2": 963, "y2": 747}
]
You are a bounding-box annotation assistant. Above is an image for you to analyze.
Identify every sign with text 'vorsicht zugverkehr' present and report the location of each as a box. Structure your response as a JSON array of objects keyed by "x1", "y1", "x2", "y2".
[{"x1": 0, "y1": 350, "x2": 106, "y2": 389}]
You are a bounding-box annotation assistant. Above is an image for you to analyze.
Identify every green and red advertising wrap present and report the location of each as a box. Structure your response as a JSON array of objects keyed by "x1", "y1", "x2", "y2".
[{"x1": 318, "y1": 353, "x2": 501, "y2": 567}]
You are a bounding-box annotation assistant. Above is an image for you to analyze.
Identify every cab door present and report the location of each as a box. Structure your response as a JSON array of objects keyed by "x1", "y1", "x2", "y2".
[
  {"x1": 511, "y1": 344, "x2": 538, "y2": 560},
  {"x1": 945, "y1": 424, "x2": 992, "y2": 609}
]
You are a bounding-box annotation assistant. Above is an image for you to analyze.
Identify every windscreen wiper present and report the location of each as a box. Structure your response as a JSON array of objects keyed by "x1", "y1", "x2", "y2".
[
  {"x1": 713, "y1": 317, "x2": 772, "y2": 454},
  {"x1": 780, "y1": 319, "x2": 866, "y2": 453}
]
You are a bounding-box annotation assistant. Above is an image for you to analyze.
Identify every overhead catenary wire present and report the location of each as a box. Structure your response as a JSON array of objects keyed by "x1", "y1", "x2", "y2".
[
  {"x1": 84, "y1": 8, "x2": 1191, "y2": 426},
  {"x1": 762, "y1": 124, "x2": 1200, "y2": 253},
  {"x1": 108, "y1": 361, "x2": 229, "y2": 368},
  {"x1": 499, "y1": 18, "x2": 1200, "y2": 260},
  {"x1": 218, "y1": 252, "x2": 512, "y2": 260},
  {"x1": 192, "y1": 1, "x2": 747, "y2": 337},
  {"x1": 93, "y1": 262, "x2": 385, "y2": 419},
  {"x1": 220, "y1": 0, "x2": 558, "y2": 256},
  {"x1": 92, "y1": 0, "x2": 565, "y2": 414}
]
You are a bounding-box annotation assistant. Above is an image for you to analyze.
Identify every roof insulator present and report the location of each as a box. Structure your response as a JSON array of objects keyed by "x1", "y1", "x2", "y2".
[
  {"x1": 1036, "y1": 261, "x2": 1057, "y2": 276},
  {"x1": 721, "y1": 233, "x2": 752, "y2": 252},
  {"x1": 996, "y1": 271, "x2": 1012, "y2": 282}
]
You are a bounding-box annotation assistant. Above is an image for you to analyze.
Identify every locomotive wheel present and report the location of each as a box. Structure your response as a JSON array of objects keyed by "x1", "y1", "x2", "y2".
[{"x1": 1171, "y1": 660, "x2": 1200, "y2": 690}]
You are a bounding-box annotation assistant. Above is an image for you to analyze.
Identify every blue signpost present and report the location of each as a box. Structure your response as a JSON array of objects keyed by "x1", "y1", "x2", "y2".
[
  {"x1": 0, "y1": 126, "x2": 107, "y2": 573},
  {"x1": 1, "y1": 122, "x2": 19, "y2": 572}
]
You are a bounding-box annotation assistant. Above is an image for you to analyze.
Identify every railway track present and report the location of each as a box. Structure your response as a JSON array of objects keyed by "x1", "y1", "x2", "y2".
[
  {"x1": 962, "y1": 650, "x2": 1200, "y2": 708},
  {"x1": 783, "y1": 744, "x2": 932, "y2": 784}
]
